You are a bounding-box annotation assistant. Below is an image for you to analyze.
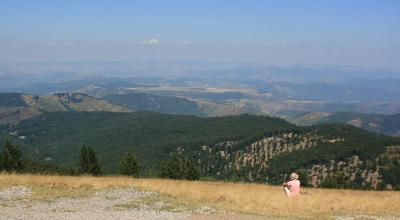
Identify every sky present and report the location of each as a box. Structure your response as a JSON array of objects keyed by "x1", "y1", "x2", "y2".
[{"x1": 1, "y1": 0, "x2": 399, "y2": 69}]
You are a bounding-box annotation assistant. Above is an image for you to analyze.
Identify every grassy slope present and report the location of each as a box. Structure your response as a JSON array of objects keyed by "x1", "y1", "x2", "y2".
[
  {"x1": 1, "y1": 174, "x2": 400, "y2": 218},
  {"x1": 13, "y1": 112, "x2": 293, "y2": 173}
]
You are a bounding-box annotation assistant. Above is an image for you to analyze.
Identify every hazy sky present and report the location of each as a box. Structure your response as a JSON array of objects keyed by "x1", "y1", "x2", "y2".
[{"x1": 1, "y1": 0, "x2": 399, "y2": 69}]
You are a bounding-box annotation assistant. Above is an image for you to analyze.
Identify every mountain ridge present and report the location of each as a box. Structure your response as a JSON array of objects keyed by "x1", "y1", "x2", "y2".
[{"x1": 290, "y1": 111, "x2": 400, "y2": 136}]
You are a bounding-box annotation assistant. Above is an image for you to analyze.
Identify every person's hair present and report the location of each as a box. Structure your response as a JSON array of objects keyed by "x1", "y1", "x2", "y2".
[{"x1": 290, "y1": 172, "x2": 299, "y2": 180}]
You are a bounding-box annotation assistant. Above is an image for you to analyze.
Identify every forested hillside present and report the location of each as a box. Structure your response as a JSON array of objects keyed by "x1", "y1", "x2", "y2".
[
  {"x1": 2, "y1": 109, "x2": 400, "y2": 189},
  {"x1": 189, "y1": 124, "x2": 400, "y2": 189},
  {"x1": 8, "y1": 112, "x2": 291, "y2": 173}
]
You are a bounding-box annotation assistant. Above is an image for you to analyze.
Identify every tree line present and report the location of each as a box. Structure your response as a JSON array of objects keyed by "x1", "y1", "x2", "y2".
[
  {"x1": 0, "y1": 141, "x2": 199, "y2": 180},
  {"x1": 2, "y1": 141, "x2": 398, "y2": 190}
]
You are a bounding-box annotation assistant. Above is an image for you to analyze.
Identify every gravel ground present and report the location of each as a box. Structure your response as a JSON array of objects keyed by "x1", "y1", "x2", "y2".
[
  {"x1": 0, "y1": 186, "x2": 32, "y2": 201},
  {"x1": 0, "y1": 186, "x2": 213, "y2": 220}
]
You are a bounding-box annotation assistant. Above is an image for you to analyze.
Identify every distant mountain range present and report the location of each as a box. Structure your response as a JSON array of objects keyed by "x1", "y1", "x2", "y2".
[
  {"x1": 1, "y1": 92, "x2": 400, "y2": 138},
  {"x1": 0, "y1": 92, "x2": 259, "y2": 126},
  {"x1": 0, "y1": 92, "x2": 131, "y2": 126},
  {"x1": 1, "y1": 64, "x2": 400, "y2": 115},
  {"x1": 290, "y1": 112, "x2": 400, "y2": 136},
  {"x1": 103, "y1": 93, "x2": 258, "y2": 117}
]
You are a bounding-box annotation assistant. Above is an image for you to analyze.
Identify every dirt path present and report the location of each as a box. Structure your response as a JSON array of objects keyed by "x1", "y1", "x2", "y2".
[
  {"x1": 185, "y1": 214, "x2": 281, "y2": 220},
  {"x1": 0, "y1": 186, "x2": 205, "y2": 220},
  {"x1": 0, "y1": 186, "x2": 270, "y2": 220}
]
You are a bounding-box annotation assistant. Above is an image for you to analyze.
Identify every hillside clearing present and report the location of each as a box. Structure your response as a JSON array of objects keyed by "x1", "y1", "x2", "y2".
[{"x1": 1, "y1": 174, "x2": 399, "y2": 219}]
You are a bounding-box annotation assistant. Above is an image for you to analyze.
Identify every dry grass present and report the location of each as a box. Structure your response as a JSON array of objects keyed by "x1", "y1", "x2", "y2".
[{"x1": 1, "y1": 173, "x2": 399, "y2": 218}]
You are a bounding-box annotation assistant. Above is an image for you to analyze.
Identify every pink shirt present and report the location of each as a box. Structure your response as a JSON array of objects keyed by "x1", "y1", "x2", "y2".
[{"x1": 287, "y1": 180, "x2": 300, "y2": 196}]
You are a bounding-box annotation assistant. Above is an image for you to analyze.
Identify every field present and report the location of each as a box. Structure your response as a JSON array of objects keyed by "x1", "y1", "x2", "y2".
[{"x1": 1, "y1": 174, "x2": 399, "y2": 219}]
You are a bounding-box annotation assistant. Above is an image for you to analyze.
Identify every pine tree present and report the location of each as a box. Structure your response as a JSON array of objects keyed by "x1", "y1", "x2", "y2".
[
  {"x1": 2, "y1": 141, "x2": 23, "y2": 172},
  {"x1": 119, "y1": 151, "x2": 140, "y2": 177},
  {"x1": 159, "y1": 153, "x2": 200, "y2": 180},
  {"x1": 87, "y1": 147, "x2": 102, "y2": 176},
  {"x1": 160, "y1": 154, "x2": 184, "y2": 179},
  {"x1": 0, "y1": 151, "x2": 3, "y2": 171},
  {"x1": 319, "y1": 175, "x2": 338, "y2": 188},
  {"x1": 78, "y1": 146, "x2": 102, "y2": 176},
  {"x1": 184, "y1": 158, "x2": 200, "y2": 180},
  {"x1": 78, "y1": 146, "x2": 89, "y2": 174}
]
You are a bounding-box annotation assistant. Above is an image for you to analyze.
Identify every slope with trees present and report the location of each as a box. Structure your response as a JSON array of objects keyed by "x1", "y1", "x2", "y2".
[{"x1": 11, "y1": 112, "x2": 292, "y2": 173}]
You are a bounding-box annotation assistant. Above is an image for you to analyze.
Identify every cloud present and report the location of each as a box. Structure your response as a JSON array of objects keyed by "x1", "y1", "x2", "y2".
[{"x1": 140, "y1": 38, "x2": 160, "y2": 45}]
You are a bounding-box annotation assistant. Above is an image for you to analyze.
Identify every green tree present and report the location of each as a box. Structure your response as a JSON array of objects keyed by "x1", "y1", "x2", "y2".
[
  {"x1": 376, "y1": 180, "x2": 387, "y2": 191},
  {"x1": 87, "y1": 147, "x2": 102, "y2": 176},
  {"x1": 160, "y1": 154, "x2": 183, "y2": 179},
  {"x1": 2, "y1": 141, "x2": 23, "y2": 172},
  {"x1": 78, "y1": 146, "x2": 89, "y2": 174},
  {"x1": 160, "y1": 153, "x2": 200, "y2": 180},
  {"x1": 335, "y1": 171, "x2": 346, "y2": 188},
  {"x1": 0, "y1": 151, "x2": 3, "y2": 170},
  {"x1": 381, "y1": 164, "x2": 400, "y2": 188},
  {"x1": 319, "y1": 175, "x2": 338, "y2": 188},
  {"x1": 184, "y1": 158, "x2": 200, "y2": 180},
  {"x1": 78, "y1": 146, "x2": 102, "y2": 176},
  {"x1": 297, "y1": 168, "x2": 311, "y2": 187},
  {"x1": 119, "y1": 151, "x2": 139, "y2": 177}
]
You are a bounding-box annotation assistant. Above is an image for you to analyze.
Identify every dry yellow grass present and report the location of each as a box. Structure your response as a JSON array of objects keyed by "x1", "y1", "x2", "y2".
[{"x1": 1, "y1": 173, "x2": 399, "y2": 219}]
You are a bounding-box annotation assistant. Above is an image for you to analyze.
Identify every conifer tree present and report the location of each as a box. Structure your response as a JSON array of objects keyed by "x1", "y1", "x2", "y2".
[
  {"x1": 119, "y1": 151, "x2": 139, "y2": 177},
  {"x1": 184, "y1": 158, "x2": 200, "y2": 180},
  {"x1": 0, "y1": 151, "x2": 3, "y2": 171},
  {"x1": 160, "y1": 152, "x2": 200, "y2": 180},
  {"x1": 2, "y1": 140, "x2": 23, "y2": 172},
  {"x1": 78, "y1": 145, "x2": 102, "y2": 176},
  {"x1": 87, "y1": 147, "x2": 102, "y2": 176},
  {"x1": 319, "y1": 175, "x2": 338, "y2": 188},
  {"x1": 78, "y1": 146, "x2": 89, "y2": 174}
]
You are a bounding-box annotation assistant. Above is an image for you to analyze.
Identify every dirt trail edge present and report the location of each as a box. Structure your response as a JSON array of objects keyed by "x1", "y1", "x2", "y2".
[{"x1": 0, "y1": 186, "x2": 212, "y2": 220}]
